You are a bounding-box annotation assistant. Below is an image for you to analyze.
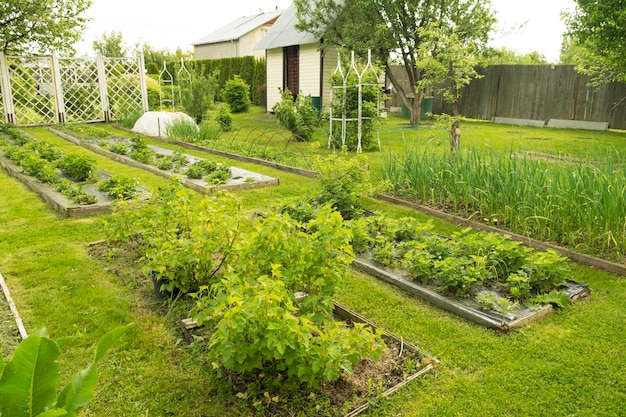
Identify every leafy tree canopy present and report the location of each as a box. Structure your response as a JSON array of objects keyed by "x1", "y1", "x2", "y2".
[
  {"x1": 93, "y1": 31, "x2": 127, "y2": 57},
  {"x1": 0, "y1": 0, "x2": 92, "y2": 55},
  {"x1": 483, "y1": 47, "x2": 548, "y2": 65},
  {"x1": 565, "y1": 0, "x2": 626, "y2": 85},
  {"x1": 294, "y1": 0, "x2": 495, "y2": 124}
]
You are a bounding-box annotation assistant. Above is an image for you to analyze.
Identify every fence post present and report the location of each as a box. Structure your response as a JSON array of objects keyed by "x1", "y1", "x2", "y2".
[
  {"x1": 51, "y1": 53, "x2": 66, "y2": 123},
  {"x1": 96, "y1": 55, "x2": 110, "y2": 122},
  {"x1": 138, "y1": 53, "x2": 149, "y2": 113},
  {"x1": 0, "y1": 52, "x2": 15, "y2": 124}
]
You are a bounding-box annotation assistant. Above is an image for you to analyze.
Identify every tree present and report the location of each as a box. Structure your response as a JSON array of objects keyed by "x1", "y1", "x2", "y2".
[
  {"x1": 416, "y1": 23, "x2": 484, "y2": 119},
  {"x1": 483, "y1": 47, "x2": 548, "y2": 65},
  {"x1": 93, "y1": 31, "x2": 127, "y2": 57},
  {"x1": 0, "y1": 0, "x2": 92, "y2": 55},
  {"x1": 558, "y1": 36, "x2": 584, "y2": 65},
  {"x1": 294, "y1": 0, "x2": 495, "y2": 125},
  {"x1": 565, "y1": 0, "x2": 626, "y2": 85}
]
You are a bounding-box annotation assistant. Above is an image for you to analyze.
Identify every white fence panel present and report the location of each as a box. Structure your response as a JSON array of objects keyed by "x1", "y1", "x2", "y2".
[{"x1": 0, "y1": 53, "x2": 147, "y2": 126}]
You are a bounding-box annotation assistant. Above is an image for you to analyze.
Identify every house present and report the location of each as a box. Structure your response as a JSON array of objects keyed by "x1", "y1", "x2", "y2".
[
  {"x1": 253, "y1": 3, "x2": 339, "y2": 113},
  {"x1": 192, "y1": 10, "x2": 282, "y2": 60}
]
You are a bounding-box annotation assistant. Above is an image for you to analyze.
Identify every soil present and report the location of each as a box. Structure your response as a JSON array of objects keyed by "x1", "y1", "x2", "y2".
[{"x1": 87, "y1": 240, "x2": 433, "y2": 416}]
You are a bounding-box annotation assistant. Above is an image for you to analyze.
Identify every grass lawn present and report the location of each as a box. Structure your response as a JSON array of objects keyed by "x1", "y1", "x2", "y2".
[{"x1": 1, "y1": 109, "x2": 625, "y2": 416}]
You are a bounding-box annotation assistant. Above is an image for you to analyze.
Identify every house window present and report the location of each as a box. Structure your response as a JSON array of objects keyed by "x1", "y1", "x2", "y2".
[{"x1": 283, "y1": 45, "x2": 299, "y2": 99}]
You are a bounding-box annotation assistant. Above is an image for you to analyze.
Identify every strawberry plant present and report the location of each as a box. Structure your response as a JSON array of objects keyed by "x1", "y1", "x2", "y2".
[
  {"x1": 184, "y1": 159, "x2": 217, "y2": 179},
  {"x1": 57, "y1": 154, "x2": 96, "y2": 181},
  {"x1": 96, "y1": 176, "x2": 138, "y2": 200},
  {"x1": 129, "y1": 137, "x2": 155, "y2": 164}
]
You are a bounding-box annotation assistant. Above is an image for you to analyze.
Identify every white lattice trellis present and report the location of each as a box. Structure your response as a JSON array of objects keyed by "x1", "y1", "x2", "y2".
[{"x1": 0, "y1": 52, "x2": 148, "y2": 126}]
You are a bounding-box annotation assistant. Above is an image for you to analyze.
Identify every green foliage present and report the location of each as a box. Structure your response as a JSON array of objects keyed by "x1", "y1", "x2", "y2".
[
  {"x1": 314, "y1": 153, "x2": 373, "y2": 220},
  {"x1": 57, "y1": 154, "x2": 96, "y2": 182},
  {"x1": 116, "y1": 107, "x2": 144, "y2": 129},
  {"x1": 483, "y1": 47, "x2": 548, "y2": 65},
  {"x1": 198, "y1": 121, "x2": 221, "y2": 141},
  {"x1": 96, "y1": 175, "x2": 138, "y2": 200},
  {"x1": 214, "y1": 103, "x2": 233, "y2": 132},
  {"x1": 191, "y1": 56, "x2": 266, "y2": 106},
  {"x1": 165, "y1": 118, "x2": 199, "y2": 142},
  {"x1": 0, "y1": 128, "x2": 100, "y2": 204},
  {"x1": 145, "y1": 62, "x2": 159, "y2": 75},
  {"x1": 295, "y1": 0, "x2": 495, "y2": 124},
  {"x1": 348, "y1": 214, "x2": 571, "y2": 300},
  {"x1": 415, "y1": 22, "x2": 485, "y2": 117},
  {"x1": 183, "y1": 159, "x2": 217, "y2": 179},
  {"x1": 382, "y1": 147, "x2": 626, "y2": 260},
  {"x1": 565, "y1": 0, "x2": 626, "y2": 84},
  {"x1": 103, "y1": 181, "x2": 241, "y2": 294},
  {"x1": 180, "y1": 70, "x2": 219, "y2": 123},
  {"x1": 528, "y1": 291, "x2": 571, "y2": 309},
  {"x1": 1, "y1": 0, "x2": 91, "y2": 54},
  {"x1": 0, "y1": 324, "x2": 133, "y2": 417},
  {"x1": 273, "y1": 89, "x2": 319, "y2": 142},
  {"x1": 154, "y1": 151, "x2": 188, "y2": 172},
  {"x1": 476, "y1": 292, "x2": 519, "y2": 313},
  {"x1": 329, "y1": 71, "x2": 380, "y2": 151},
  {"x1": 193, "y1": 205, "x2": 385, "y2": 387},
  {"x1": 222, "y1": 76, "x2": 251, "y2": 113},
  {"x1": 55, "y1": 178, "x2": 98, "y2": 205},
  {"x1": 92, "y1": 31, "x2": 127, "y2": 57},
  {"x1": 205, "y1": 274, "x2": 385, "y2": 388},
  {"x1": 129, "y1": 137, "x2": 155, "y2": 164}
]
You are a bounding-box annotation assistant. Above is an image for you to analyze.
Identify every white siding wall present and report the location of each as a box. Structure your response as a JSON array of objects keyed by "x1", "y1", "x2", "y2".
[
  {"x1": 298, "y1": 43, "x2": 321, "y2": 98},
  {"x1": 265, "y1": 47, "x2": 284, "y2": 111},
  {"x1": 321, "y1": 47, "x2": 339, "y2": 112}
]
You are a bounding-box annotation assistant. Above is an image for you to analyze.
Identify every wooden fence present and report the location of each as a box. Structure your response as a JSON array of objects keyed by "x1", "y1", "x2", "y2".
[{"x1": 387, "y1": 65, "x2": 626, "y2": 130}]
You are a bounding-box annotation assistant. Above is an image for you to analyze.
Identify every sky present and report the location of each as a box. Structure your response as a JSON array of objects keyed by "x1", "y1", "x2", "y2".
[{"x1": 74, "y1": 0, "x2": 576, "y2": 63}]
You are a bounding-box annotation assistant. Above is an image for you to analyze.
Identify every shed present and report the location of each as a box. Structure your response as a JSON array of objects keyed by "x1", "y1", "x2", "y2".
[
  {"x1": 193, "y1": 10, "x2": 282, "y2": 60},
  {"x1": 254, "y1": 3, "x2": 339, "y2": 113}
]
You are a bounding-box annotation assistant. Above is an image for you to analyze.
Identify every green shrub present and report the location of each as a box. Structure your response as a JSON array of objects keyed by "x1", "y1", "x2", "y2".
[
  {"x1": 222, "y1": 75, "x2": 251, "y2": 113},
  {"x1": 214, "y1": 103, "x2": 232, "y2": 132},
  {"x1": 180, "y1": 70, "x2": 219, "y2": 123},
  {"x1": 314, "y1": 153, "x2": 373, "y2": 220},
  {"x1": 193, "y1": 205, "x2": 386, "y2": 388},
  {"x1": 272, "y1": 89, "x2": 319, "y2": 141}
]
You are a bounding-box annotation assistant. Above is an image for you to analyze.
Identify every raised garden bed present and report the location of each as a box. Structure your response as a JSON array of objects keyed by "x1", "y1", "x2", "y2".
[
  {"x1": 50, "y1": 128, "x2": 280, "y2": 193},
  {"x1": 0, "y1": 154, "x2": 147, "y2": 217},
  {"x1": 354, "y1": 258, "x2": 589, "y2": 331},
  {"x1": 0, "y1": 146, "x2": 149, "y2": 217},
  {"x1": 345, "y1": 214, "x2": 590, "y2": 331},
  {"x1": 331, "y1": 301, "x2": 437, "y2": 416},
  {"x1": 179, "y1": 300, "x2": 438, "y2": 417}
]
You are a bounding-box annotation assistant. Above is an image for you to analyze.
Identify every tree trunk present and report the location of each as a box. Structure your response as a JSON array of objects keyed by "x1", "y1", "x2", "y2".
[
  {"x1": 450, "y1": 119, "x2": 461, "y2": 152},
  {"x1": 386, "y1": 63, "x2": 424, "y2": 125}
]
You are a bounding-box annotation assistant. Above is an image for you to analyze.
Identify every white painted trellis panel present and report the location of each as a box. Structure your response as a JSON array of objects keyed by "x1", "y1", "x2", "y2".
[{"x1": 0, "y1": 52, "x2": 148, "y2": 126}]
